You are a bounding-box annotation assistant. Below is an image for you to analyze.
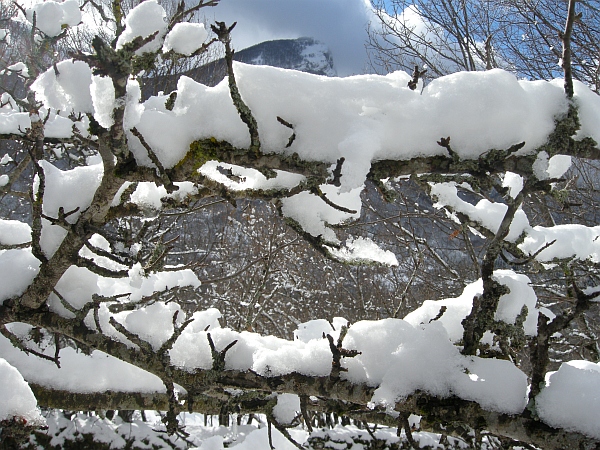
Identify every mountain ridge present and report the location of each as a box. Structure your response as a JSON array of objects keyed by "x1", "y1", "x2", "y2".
[{"x1": 142, "y1": 37, "x2": 337, "y2": 96}]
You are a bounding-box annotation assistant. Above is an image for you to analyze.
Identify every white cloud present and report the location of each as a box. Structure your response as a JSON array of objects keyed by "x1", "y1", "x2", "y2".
[{"x1": 205, "y1": 0, "x2": 376, "y2": 76}]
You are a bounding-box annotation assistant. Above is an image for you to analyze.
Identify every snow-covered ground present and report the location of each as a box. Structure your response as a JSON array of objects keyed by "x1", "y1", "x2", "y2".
[{"x1": 31, "y1": 410, "x2": 481, "y2": 449}]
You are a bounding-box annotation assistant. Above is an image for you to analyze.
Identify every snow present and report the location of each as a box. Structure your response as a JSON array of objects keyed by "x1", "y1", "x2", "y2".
[
  {"x1": 520, "y1": 224, "x2": 600, "y2": 263},
  {"x1": 115, "y1": 0, "x2": 167, "y2": 55},
  {"x1": 31, "y1": 410, "x2": 501, "y2": 449},
  {"x1": 294, "y1": 317, "x2": 347, "y2": 342},
  {"x1": 0, "y1": 249, "x2": 41, "y2": 304},
  {"x1": 533, "y1": 151, "x2": 551, "y2": 180},
  {"x1": 4, "y1": 4, "x2": 600, "y2": 441},
  {"x1": 455, "y1": 356, "x2": 529, "y2": 414},
  {"x1": 44, "y1": 112, "x2": 78, "y2": 138},
  {"x1": 40, "y1": 410, "x2": 184, "y2": 449},
  {"x1": 197, "y1": 435, "x2": 225, "y2": 450},
  {"x1": 533, "y1": 151, "x2": 572, "y2": 180},
  {"x1": 26, "y1": 57, "x2": 600, "y2": 184},
  {"x1": 32, "y1": 60, "x2": 94, "y2": 114},
  {"x1": 24, "y1": 50, "x2": 600, "y2": 258},
  {"x1": 404, "y1": 279, "x2": 483, "y2": 342},
  {"x1": 280, "y1": 185, "x2": 362, "y2": 243},
  {"x1": 26, "y1": 0, "x2": 81, "y2": 37},
  {"x1": 38, "y1": 160, "x2": 103, "y2": 257},
  {"x1": 91, "y1": 75, "x2": 116, "y2": 128},
  {"x1": 129, "y1": 183, "x2": 168, "y2": 210},
  {"x1": 114, "y1": 181, "x2": 200, "y2": 211},
  {"x1": 210, "y1": 427, "x2": 308, "y2": 450},
  {"x1": 326, "y1": 236, "x2": 399, "y2": 265},
  {"x1": 116, "y1": 64, "x2": 599, "y2": 253},
  {"x1": 173, "y1": 305, "x2": 529, "y2": 414},
  {"x1": 343, "y1": 319, "x2": 528, "y2": 413},
  {"x1": 42, "y1": 254, "x2": 200, "y2": 322},
  {"x1": 0, "y1": 153, "x2": 13, "y2": 165},
  {"x1": 536, "y1": 360, "x2": 600, "y2": 439},
  {"x1": 272, "y1": 393, "x2": 301, "y2": 424},
  {"x1": 502, "y1": 172, "x2": 523, "y2": 198},
  {"x1": 547, "y1": 154, "x2": 572, "y2": 178},
  {"x1": 431, "y1": 181, "x2": 600, "y2": 263},
  {"x1": 4, "y1": 62, "x2": 29, "y2": 78},
  {"x1": 0, "y1": 112, "x2": 30, "y2": 135},
  {"x1": 0, "y1": 358, "x2": 44, "y2": 424},
  {"x1": 199, "y1": 161, "x2": 305, "y2": 192},
  {"x1": 430, "y1": 182, "x2": 530, "y2": 242},
  {"x1": 163, "y1": 23, "x2": 208, "y2": 56},
  {"x1": 0, "y1": 328, "x2": 166, "y2": 393},
  {"x1": 493, "y1": 271, "x2": 538, "y2": 334},
  {"x1": 123, "y1": 65, "x2": 585, "y2": 178},
  {"x1": 404, "y1": 270, "x2": 539, "y2": 340},
  {"x1": 0, "y1": 219, "x2": 31, "y2": 246},
  {"x1": 121, "y1": 269, "x2": 201, "y2": 303},
  {"x1": 123, "y1": 301, "x2": 184, "y2": 351},
  {"x1": 571, "y1": 79, "x2": 600, "y2": 143}
]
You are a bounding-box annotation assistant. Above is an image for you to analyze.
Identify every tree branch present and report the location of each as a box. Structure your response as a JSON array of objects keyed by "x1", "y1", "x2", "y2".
[
  {"x1": 211, "y1": 22, "x2": 261, "y2": 157},
  {"x1": 561, "y1": 0, "x2": 579, "y2": 98}
]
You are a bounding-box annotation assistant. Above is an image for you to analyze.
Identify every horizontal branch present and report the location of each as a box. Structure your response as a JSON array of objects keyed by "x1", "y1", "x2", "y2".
[
  {"x1": 168, "y1": 138, "x2": 330, "y2": 183},
  {"x1": 3, "y1": 301, "x2": 600, "y2": 449},
  {"x1": 369, "y1": 141, "x2": 599, "y2": 182},
  {"x1": 169, "y1": 135, "x2": 600, "y2": 196},
  {"x1": 27, "y1": 384, "x2": 600, "y2": 450}
]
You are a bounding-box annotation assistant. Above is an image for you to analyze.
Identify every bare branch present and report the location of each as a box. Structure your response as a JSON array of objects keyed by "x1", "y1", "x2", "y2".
[
  {"x1": 312, "y1": 186, "x2": 357, "y2": 215},
  {"x1": 109, "y1": 316, "x2": 154, "y2": 353},
  {"x1": 211, "y1": 22, "x2": 261, "y2": 156},
  {"x1": 207, "y1": 332, "x2": 238, "y2": 372},
  {"x1": 561, "y1": 0, "x2": 580, "y2": 98},
  {"x1": 130, "y1": 127, "x2": 175, "y2": 192},
  {"x1": 0, "y1": 325, "x2": 61, "y2": 368}
]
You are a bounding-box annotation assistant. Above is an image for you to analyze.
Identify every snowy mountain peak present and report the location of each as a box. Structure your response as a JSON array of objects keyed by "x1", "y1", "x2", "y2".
[
  {"x1": 235, "y1": 37, "x2": 337, "y2": 77},
  {"x1": 143, "y1": 37, "x2": 338, "y2": 94}
]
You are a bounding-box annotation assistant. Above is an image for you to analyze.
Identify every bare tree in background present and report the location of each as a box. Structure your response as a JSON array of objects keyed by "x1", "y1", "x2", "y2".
[{"x1": 368, "y1": 0, "x2": 600, "y2": 92}]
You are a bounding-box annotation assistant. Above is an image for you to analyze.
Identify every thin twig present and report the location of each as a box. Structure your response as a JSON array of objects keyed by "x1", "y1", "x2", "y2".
[
  {"x1": 0, "y1": 325, "x2": 61, "y2": 368},
  {"x1": 211, "y1": 21, "x2": 261, "y2": 155},
  {"x1": 312, "y1": 186, "x2": 357, "y2": 214},
  {"x1": 130, "y1": 127, "x2": 175, "y2": 191}
]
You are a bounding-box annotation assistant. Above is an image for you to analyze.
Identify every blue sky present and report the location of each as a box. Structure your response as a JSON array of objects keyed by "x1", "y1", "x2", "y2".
[{"x1": 204, "y1": 0, "x2": 377, "y2": 76}]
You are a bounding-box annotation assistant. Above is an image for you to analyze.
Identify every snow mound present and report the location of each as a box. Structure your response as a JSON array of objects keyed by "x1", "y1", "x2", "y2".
[
  {"x1": 536, "y1": 360, "x2": 600, "y2": 439},
  {"x1": 0, "y1": 358, "x2": 44, "y2": 425}
]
